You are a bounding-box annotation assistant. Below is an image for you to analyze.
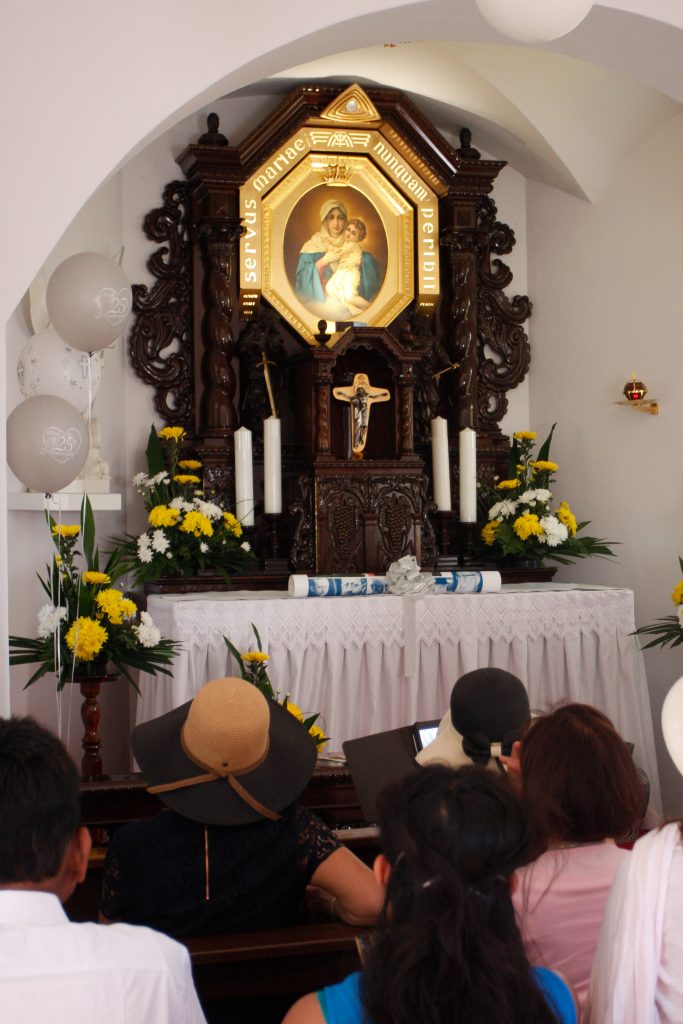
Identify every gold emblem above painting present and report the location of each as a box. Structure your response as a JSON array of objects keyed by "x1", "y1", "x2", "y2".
[{"x1": 239, "y1": 85, "x2": 439, "y2": 345}]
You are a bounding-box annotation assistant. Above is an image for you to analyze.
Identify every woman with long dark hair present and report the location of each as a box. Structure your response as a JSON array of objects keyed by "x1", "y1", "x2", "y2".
[
  {"x1": 512, "y1": 703, "x2": 645, "y2": 1012},
  {"x1": 283, "y1": 764, "x2": 576, "y2": 1024}
]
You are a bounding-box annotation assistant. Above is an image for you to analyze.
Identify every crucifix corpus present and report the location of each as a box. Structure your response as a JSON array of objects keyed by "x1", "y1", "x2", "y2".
[{"x1": 333, "y1": 372, "x2": 390, "y2": 459}]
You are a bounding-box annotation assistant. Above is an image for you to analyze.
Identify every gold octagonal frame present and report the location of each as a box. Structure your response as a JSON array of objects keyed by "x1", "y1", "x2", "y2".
[{"x1": 261, "y1": 154, "x2": 414, "y2": 346}]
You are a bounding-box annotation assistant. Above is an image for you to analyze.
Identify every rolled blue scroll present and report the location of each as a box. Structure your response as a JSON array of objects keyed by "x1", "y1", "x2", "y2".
[{"x1": 288, "y1": 571, "x2": 501, "y2": 597}]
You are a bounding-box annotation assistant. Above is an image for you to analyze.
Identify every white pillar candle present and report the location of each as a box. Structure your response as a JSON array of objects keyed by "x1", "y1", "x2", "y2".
[
  {"x1": 459, "y1": 427, "x2": 477, "y2": 523},
  {"x1": 430, "y1": 417, "x2": 452, "y2": 511},
  {"x1": 263, "y1": 416, "x2": 282, "y2": 514},
  {"x1": 234, "y1": 426, "x2": 254, "y2": 527}
]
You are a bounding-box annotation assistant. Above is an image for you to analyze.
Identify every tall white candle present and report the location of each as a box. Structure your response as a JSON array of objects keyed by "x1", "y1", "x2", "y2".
[
  {"x1": 459, "y1": 427, "x2": 477, "y2": 523},
  {"x1": 431, "y1": 417, "x2": 452, "y2": 511},
  {"x1": 234, "y1": 426, "x2": 254, "y2": 527},
  {"x1": 263, "y1": 416, "x2": 282, "y2": 514}
]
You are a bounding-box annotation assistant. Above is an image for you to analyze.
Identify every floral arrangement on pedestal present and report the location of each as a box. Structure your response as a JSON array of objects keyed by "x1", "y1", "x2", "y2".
[
  {"x1": 634, "y1": 559, "x2": 683, "y2": 649},
  {"x1": 224, "y1": 624, "x2": 329, "y2": 748},
  {"x1": 476, "y1": 425, "x2": 616, "y2": 566},
  {"x1": 9, "y1": 498, "x2": 180, "y2": 689},
  {"x1": 114, "y1": 425, "x2": 255, "y2": 585}
]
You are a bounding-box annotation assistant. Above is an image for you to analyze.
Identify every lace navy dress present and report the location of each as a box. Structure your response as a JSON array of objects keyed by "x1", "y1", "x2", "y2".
[{"x1": 100, "y1": 803, "x2": 340, "y2": 938}]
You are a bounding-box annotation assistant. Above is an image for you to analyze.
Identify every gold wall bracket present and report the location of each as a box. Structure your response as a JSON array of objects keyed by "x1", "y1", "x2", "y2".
[{"x1": 614, "y1": 399, "x2": 659, "y2": 415}]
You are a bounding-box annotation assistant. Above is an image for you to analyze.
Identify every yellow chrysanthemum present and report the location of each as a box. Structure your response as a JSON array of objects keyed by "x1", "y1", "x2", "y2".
[
  {"x1": 557, "y1": 501, "x2": 577, "y2": 537},
  {"x1": 95, "y1": 588, "x2": 127, "y2": 625},
  {"x1": 149, "y1": 505, "x2": 182, "y2": 528},
  {"x1": 52, "y1": 524, "x2": 80, "y2": 538},
  {"x1": 242, "y1": 651, "x2": 269, "y2": 663},
  {"x1": 178, "y1": 459, "x2": 202, "y2": 470},
  {"x1": 513, "y1": 513, "x2": 543, "y2": 540},
  {"x1": 82, "y1": 571, "x2": 111, "y2": 585},
  {"x1": 158, "y1": 426, "x2": 186, "y2": 441},
  {"x1": 513, "y1": 431, "x2": 537, "y2": 441},
  {"x1": 223, "y1": 512, "x2": 243, "y2": 538},
  {"x1": 65, "y1": 616, "x2": 108, "y2": 661},
  {"x1": 286, "y1": 701, "x2": 303, "y2": 720},
  {"x1": 481, "y1": 520, "x2": 501, "y2": 546},
  {"x1": 180, "y1": 511, "x2": 213, "y2": 538},
  {"x1": 173, "y1": 474, "x2": 201, "y2": 485},
  {"x1": 672, "y1": 581, "x2": 683, "y2": 606},
  {"x1": 532, "y1": 460, "x2": 559, "y2": 473},
  {"x1": 54, "y1": 553, "x2": 62, "y2": 567},
  {"x1": 309, "y1": 724, "x2": 327, "y2": 748},
  {"x1": 496, "y1": 479, "x2": 519, "y2": 491}
]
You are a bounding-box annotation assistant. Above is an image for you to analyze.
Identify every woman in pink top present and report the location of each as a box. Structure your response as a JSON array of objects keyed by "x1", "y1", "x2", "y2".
[{"x1": 511, "y1": 704, "x2": 646, "y2": 1012}]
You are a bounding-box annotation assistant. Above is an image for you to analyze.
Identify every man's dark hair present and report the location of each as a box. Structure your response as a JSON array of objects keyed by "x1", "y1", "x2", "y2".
[{"x1": 0, "y1": 716, "x2": 81, "y2": 883}]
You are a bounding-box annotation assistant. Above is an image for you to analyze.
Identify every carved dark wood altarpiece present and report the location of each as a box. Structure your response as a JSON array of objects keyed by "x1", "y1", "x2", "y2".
[{"x1": 128, "y1": 87, "x2": 531, "y2": 579}]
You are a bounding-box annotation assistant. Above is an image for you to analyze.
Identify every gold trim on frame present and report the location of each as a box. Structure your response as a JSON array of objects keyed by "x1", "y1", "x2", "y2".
[{"x1": 262, "y1": 154, "x2": 414, "y2": 346}]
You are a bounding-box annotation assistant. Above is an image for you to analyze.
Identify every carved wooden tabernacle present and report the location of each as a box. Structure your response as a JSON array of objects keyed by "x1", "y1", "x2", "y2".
[{"x1": 128, "y1": 85, "x2": 531, "y2": 577}]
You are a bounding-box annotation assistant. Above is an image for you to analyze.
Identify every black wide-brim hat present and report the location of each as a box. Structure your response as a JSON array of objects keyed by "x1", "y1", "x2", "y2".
[{"x1": 132, "y1": 676, "x2": 318, "y2": 826}]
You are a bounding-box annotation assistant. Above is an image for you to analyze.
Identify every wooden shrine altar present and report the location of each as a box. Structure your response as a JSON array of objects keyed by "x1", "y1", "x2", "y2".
[{"x1": 128, "y1": 83, "x2": 531, "y2": 579}]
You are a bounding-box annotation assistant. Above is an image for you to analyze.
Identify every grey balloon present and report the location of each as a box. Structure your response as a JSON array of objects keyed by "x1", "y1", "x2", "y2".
[
  {"x1": 46, "y1": 251, "x2": 132, "y2": 352},
  {"x1": 7, "y1": 396, "x2": 90, "y2": 493}
]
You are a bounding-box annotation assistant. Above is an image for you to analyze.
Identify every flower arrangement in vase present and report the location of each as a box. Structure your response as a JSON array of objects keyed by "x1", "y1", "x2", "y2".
[
  {"x1": 9, "y1": 497, "x2": 180, "y2": 690},
  {"x1": 633, "y1": 559, "x2": 683, "y2": 649},
  {"x1": 225, "y1": 624, "x2": 329, "y2": 748},
  {"x1": 113, "y1": 425, "x2": 255, "y2": 585},
  {"x1": 476, "y1": 424, "x2": 616, "y2": 566}
]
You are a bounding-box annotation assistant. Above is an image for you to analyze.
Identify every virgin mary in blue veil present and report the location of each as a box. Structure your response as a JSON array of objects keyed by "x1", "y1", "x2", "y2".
[{"x1": 295, "y1": 199, "x2": 381, "y2": 312}]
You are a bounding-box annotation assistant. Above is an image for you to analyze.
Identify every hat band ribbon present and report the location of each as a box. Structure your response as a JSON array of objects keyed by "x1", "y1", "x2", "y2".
[
  {"x1": 148, "y1": 771, "x2": 282, "y2": 821},
  {"x1": 147, "y1": 732, "x2": 281, "y2": 821}
]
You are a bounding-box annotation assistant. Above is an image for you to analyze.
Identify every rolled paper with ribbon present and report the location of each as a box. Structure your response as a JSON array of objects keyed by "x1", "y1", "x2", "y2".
[{"x1": 288, "y1": 570, "x2": 501, "y2": 597}]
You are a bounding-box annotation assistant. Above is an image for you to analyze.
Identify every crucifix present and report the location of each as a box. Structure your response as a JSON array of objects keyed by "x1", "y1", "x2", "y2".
[{"x1": 332, "y1": 372, "x2": 390, "y2": 458}]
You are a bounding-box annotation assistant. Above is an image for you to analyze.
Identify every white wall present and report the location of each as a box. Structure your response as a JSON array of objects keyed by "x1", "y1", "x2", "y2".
[{"x1": 528, "y1": 112, "x2": 683, "y2": 815}]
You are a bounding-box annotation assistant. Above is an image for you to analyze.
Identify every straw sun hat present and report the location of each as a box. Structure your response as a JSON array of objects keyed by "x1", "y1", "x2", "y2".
[{"x1": 132, "y1": 676, "x2": 318, "y2": 826}]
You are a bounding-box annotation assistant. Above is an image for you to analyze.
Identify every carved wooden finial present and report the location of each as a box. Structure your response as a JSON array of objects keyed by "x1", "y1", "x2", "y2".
[
  {"x1": 199, "y1": 112, "x2": 228, "y2": 146},
  {"x1": 457, "y1": 128, "x2": 481, "y2": 160}
]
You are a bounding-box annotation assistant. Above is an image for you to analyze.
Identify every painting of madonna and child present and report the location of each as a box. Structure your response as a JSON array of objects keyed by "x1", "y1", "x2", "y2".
[{"x1": 284, "y1": 186, "x2": 388, "y2": 323}]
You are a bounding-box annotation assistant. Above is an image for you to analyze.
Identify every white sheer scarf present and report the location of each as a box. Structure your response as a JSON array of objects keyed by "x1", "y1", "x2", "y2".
[{"x1": 585, "y1": 823, "x2": 681, "y2": 1023}]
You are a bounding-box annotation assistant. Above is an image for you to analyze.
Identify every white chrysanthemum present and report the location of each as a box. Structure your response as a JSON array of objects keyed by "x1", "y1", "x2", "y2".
[
  {"x1": 194, "y1": 499, "x2": 223, "y2": 521},
  {"x1": 169, "y1": 496, "x2": 193, "y2": 511},
  {"x1": 538, "y1": 515, "x2": 569, "y2": 547},
  {"x1": 146, "y1": 471, "x2": 170, "y2": 487},
  {"x1": 132, "y1": 472, "x2": 148, "y2": 487},
  {"x1": 134, "y1": 611, "x2": 161, "y2": 648},
  {"x1": 137, "y1": 533, "x2": 153, "y2": 564},
  {"x1": 151, "y1": 529, "x2": 170, "y2": 553},
  {"x1": 241, "y1": 541, "x2": 251, "y2": 552},
  {"x1": 37, "y1": 603, "x2": 68, "y2": 638},
  {"x1": 489, "y1": 499, "x2": 518, "y2": 521},
  {"x1": 200, "y1": 542, "x2": 209, "y2": 553},
  {"x1": 519, "y1": 488, "x2": 552, "y2": 506}
]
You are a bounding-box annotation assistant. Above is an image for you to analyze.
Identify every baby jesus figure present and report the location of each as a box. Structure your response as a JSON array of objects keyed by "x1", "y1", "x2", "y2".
[{"x1": 318, "y1": 219, "x2": 371, "y2": 318}]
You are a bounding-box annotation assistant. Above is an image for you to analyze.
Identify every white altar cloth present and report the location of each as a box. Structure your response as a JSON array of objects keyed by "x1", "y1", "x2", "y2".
[{"x1": 136, "y1": 584, "x2": 661, "y2": 809}]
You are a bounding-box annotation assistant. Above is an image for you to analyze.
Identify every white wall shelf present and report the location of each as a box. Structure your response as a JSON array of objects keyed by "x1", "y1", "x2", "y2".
[{"x1": 8, "y1": 493, "x2": 122, "y2": 512}]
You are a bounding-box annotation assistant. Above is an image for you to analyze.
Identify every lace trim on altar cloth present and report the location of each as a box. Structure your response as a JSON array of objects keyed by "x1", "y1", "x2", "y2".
[{"x1": 148, "y1": 589, "x2": 637, "y2": 654}]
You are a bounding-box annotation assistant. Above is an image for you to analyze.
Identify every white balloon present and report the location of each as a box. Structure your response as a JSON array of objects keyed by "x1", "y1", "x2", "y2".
[
  {"x1": 7, "y1": 396, "x2": 90, "y2": 493},
  {"x1": 17, "y1": 328, "x2": 102, "y2": 413},
  {"x1": 662, "y1": 676, "x2": 683, "y2": 778},
  {"x1": 475, "y1": 0, "x2": 593, "y2": 42},
  {"x1": 46, "y1": 252, "x2": 132, "y2": 352}
]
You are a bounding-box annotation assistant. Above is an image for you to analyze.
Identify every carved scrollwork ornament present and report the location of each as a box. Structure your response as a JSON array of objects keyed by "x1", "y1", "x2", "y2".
[{"x1": 129, "y1": 181, "x2": 194, "y2": 426}]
